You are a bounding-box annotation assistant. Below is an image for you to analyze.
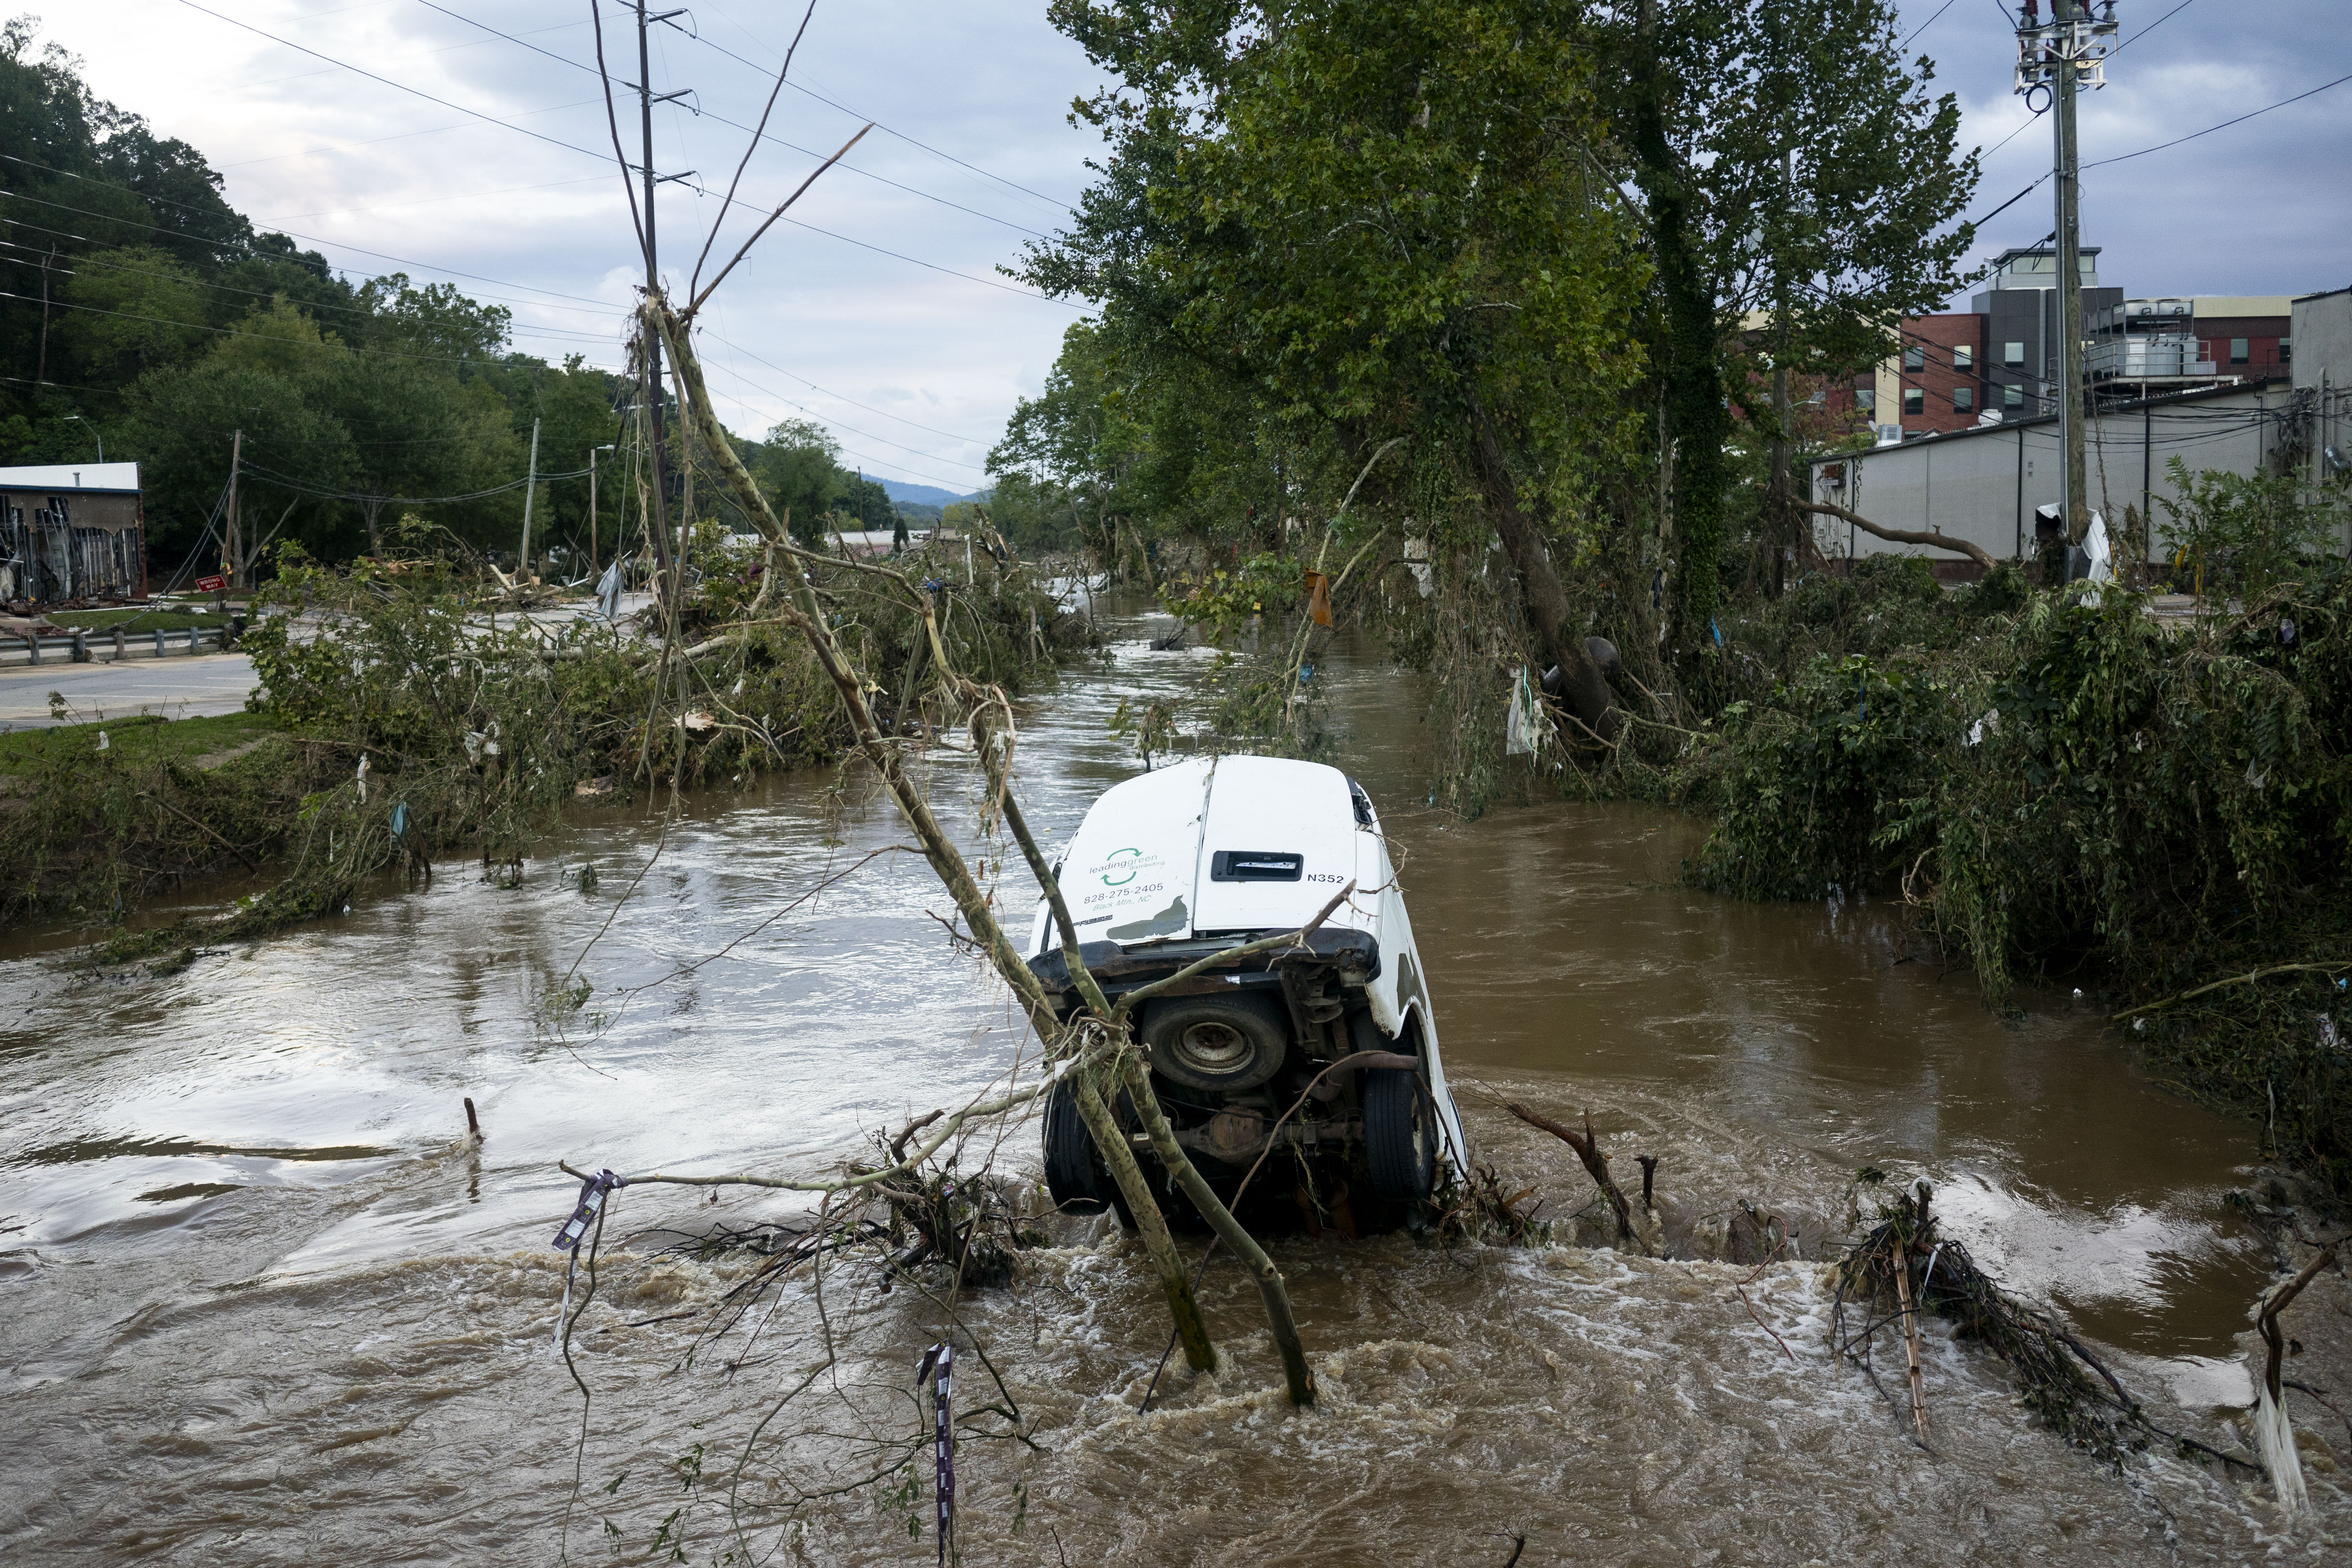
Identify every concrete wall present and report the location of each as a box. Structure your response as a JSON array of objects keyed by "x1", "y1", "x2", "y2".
[
  {"x1": 1809, "y1": 383, "x2": 2284, "y2": 564},
  {"x1": 2292, "y1": 289, "x2": 2352, "y2": 391}
]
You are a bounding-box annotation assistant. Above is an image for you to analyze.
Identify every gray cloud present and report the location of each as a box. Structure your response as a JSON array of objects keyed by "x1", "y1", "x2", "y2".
[
  {"x1": 52, "y1": 2, "x2": 2348, "y2": 488},
  {"x1": 57, "y1": 0, "x2": 1109, "y2": 491},
  {"x1": 1904, "y1": 0, "x2": 2352, "y2": 303}
]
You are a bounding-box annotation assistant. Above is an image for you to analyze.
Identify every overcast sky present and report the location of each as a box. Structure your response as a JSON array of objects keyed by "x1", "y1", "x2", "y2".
[{"x1": 42, "y1": 1, "x2": 2352, "y2": 494}]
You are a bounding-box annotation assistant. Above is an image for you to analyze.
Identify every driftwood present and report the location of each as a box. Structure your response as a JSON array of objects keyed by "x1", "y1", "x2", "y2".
[
  {"x1": 1796, "y1": 498, "x2": 1999, "y2": 572},
  {"x1": 2259, "y1": 1243, "x2": 2342, "y2": 1403},
  {"x1": 1893, "y1": 1255, "x2": 1931, "y2": 1442},
  {"x1": 2253, "y1": 1241, "x2": 2341, "y2": 1513},
  {"x1": 1505, "y1": 1104, "x2": 1646, "y2": 1254}
]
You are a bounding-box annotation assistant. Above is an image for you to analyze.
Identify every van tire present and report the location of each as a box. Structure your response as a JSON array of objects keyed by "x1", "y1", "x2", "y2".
[
  {"x1": 1042, "y1": 1079, "x2": 1114, "y2": 1216},
  {"x1": 1140, "y1": 991, "x2": 1291, "y2": 1093},
  {"x1": 1364, "y1": 1066, "x2": 1434, "y2": 1199}
]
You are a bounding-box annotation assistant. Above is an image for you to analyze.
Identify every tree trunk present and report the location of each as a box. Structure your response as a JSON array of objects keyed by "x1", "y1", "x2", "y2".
[
  {"x1": 657, "y1": 296, "x2": 1241, "y2": 1383},
  {"x1": 1793, "y1": 498, "x2": 1998, "y2": 572},
  {"x1": 1631, "y1": 0, "x2": 1727, "y2": 648},
  {"x1": 1469, "y1": 411, "x2": 1622, "y2": 743}
]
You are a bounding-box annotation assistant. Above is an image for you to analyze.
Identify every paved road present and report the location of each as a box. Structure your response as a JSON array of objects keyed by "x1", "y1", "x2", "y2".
[
  {"x1": 0, "y1": 653, "x2": 258, "y2": 730},
  {"x1": 0, "y1": 592, "x2": 662, "y2": 731}
]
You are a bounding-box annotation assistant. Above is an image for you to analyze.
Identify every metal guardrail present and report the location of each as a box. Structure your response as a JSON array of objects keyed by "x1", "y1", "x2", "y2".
[{"x1": 0, "y1": 625, "x2": 234, "y2": 668}]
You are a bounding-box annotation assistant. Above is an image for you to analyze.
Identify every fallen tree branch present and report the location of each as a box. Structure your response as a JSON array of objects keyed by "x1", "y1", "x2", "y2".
[
  {"x1": 1505, "y1": 1103, "x2": 1646, "y2": 1254},
  {"x1": 1795, "y1": 498, "x2": 1999, "y2": 573},
  {"x1": 2112, "y1": 960, "x2": 2351, "y2": 1022}
]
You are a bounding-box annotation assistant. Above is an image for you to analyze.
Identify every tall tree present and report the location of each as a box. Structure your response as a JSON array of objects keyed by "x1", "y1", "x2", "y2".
[
  {"x1": 1030, "y1": 0, "x2": 1652, "y2": 732},
  {"x1": 1606, "y1": 0, "x2": 1976, "y2": 636}
]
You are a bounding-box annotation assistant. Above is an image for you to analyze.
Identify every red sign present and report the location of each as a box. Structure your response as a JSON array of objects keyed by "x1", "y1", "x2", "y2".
[{"x1": 197, "y1": 574, "x2": 228, "y2": 592}]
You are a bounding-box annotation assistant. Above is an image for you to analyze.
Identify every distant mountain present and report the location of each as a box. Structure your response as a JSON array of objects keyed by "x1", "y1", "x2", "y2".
[{"x1": 875, "y1": 478, "x2": 985, "y2": 508}]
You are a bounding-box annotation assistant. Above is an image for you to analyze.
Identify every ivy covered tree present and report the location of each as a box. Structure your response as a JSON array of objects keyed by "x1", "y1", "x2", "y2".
[{"x1": 1021, "y1": 0, "x2": 1978, "y2": 716}]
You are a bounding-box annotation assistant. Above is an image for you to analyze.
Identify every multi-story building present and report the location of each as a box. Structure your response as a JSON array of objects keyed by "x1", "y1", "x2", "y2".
[{"x1": 1822, "y1": 246, "x2": 2296, "y2": 444}]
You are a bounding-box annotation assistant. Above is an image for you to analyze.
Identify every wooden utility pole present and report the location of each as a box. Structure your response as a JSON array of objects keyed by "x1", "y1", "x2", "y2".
[
  {"x1": 517, "y1": 416, "x2": 542, "y2": 579},
  {"x1": 2052, "y1": 0, "x2": 2086, "y2": 541},
  {"x1": 588, "y1": 444, "x2": 602, "y2": 569},
  {"x1": 634, "y1": 0, "x2": 685, "y2": 575},
  {"x1": 2018, "y1": 2, "x2": 2117, "y2": 542},
  {"x1": 224, "y1": 428, "x2": 242, "y2": 588}
]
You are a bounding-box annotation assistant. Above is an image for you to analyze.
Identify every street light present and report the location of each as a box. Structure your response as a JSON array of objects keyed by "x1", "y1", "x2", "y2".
[{"x1": 63, "y1": 414, "x2": 102, "y2": 463}]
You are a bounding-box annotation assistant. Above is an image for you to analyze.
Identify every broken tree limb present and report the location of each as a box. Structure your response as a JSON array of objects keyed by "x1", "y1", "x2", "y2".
[
  {"x1": 1116, "y1": 1049, "x2": 1316, "y2": 1407},
  {"x1": 655, "y1": 293, "x2": 1300, "y2": 1394},
  {"x1": 1505, "y1": 1104, "x2": 1646, "y2": 1254},
  {"x1": 2111, "y1": 960, "x2": 2351, "y2": 1023},
  {"x1": 2254, "y1": 1241, "x2": 2340, "y2": 1513},
  {"x1": 1073, "y1": 1064, "x2": 1218, "y2": 1375},
  {"x1": 1793, "y1": 499, "x2": 2000, "y2": 573},
  {"x1": 1112, "y1": 882, "x2": 1357, "y2": 1017},
  {"x1": 1893, "y1": 1253, "x2": 1932, "y2": 1443}
]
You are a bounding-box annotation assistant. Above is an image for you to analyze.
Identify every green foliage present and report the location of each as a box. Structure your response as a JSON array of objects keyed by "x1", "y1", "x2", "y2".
[
  {"x1": 747, "y1": 418, "x2": 845, "y2": 548},
  {"x1": 1680, "y1": 560, "x2": 2352, "y2": 1191},
  {"x1": 1690, "y1": 651, "x2": 1957, "y2": 899},
  {"x1": 0, "y1": 22, "x2": 644, "y2": 576},
  {"x1": 2156, "y1": 458, "x2": 2348, "y2": 598},
  {"x1": 1160, "y1": 552, "x2": 1302, "y2": 645}
]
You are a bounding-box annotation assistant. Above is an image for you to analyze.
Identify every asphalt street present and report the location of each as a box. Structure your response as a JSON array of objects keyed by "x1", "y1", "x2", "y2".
[{"x1": 0, "y1": 653, "x2": 258, "y2": 730}]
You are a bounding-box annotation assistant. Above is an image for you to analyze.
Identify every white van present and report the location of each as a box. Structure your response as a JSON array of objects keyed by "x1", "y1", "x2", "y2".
[{"x1": 1027, "y1": 755, "x2": 1470, "y2": 1232}]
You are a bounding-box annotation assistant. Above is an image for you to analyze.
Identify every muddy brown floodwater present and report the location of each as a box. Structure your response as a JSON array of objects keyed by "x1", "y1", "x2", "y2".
[{"x1": 2, "y1": 594, "x2": 2346, "y2": 1565}]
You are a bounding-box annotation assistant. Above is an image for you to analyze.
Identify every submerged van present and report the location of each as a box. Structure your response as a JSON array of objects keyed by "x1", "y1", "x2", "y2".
[{"x1": 1027, "y1": 755, "x2": 1469, "y2": 1232}]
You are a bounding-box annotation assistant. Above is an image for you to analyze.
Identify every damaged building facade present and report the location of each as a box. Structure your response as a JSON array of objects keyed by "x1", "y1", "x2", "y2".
[{"x1": 0, "y1": 463, "x2": 148, "y2": 604}]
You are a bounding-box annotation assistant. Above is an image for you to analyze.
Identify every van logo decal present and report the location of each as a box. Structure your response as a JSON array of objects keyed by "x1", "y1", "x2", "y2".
[{"x1": 1101, "y1": 848, "x2": 1142, "y2": 886}]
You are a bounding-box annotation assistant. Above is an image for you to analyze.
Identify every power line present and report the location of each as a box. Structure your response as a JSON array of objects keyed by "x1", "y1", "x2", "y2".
[
  {"x1": 0, "y1": 287, "x2": 614, "y2": 373},
  {"x1": 216, "y1": 99, "x2": 602, "y2": 169},
  {"x1": 697, "y1": 328, "x2": 993, "y2": 447},
  {"x1": 237, "y1": 458, "x2": 592, "y2": 505},
  {"x1": 648, "y1": 0, "x2": 1078, "y2": 218},
  {"x1": 178, "y1": 1, "x2": 618, "y2": 167},
  {"x1": 699, "y1": 351, "x2": 986, "y2": 474},
  {"x1": 412, "y1": 0, "x2": 1054, "y2": 240},
  {"x1": 699, "y1": 363, "x2": 979, "y2": 493},
  {"x1": 1898, "y1": 0, "x2": 1960, "y2": 53},
  {"x1": 2084, "y1": 70, "x2": 2352, "y2": 169},
  {"x1": 2109, "y1": 0, "x2": 2196, "y2": 57},
  {"x1": 3, "y1": 154, "x2": 623, "y2": 313},
  {"x1": 0, "y1": 229, "x2": 621, "y2": 346},
  {"x1": 173, "y1": 4, "x2": 1074, "y2": 305}
]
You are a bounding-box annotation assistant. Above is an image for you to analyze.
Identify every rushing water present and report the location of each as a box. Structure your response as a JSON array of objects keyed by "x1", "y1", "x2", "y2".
[{"x1": 2, "y1": 596, "x2": 2344, "y2": 1564}]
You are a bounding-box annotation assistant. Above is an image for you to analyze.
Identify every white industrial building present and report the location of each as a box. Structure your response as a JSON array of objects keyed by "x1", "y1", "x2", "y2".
[{"x1": 1809, "y1": 286, "x2": 2350, "y2": 569}]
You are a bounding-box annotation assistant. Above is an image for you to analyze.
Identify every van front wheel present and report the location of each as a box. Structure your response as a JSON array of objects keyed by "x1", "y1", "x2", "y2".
[{"x1": 1364, "y1": 1066, "x2": 1434, "y2": 1199}]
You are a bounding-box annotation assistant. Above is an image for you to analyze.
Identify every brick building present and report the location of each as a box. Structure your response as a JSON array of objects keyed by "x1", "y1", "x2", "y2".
[{"x1": 1819, "y1": 245, "x2": 2294, "y2": 445}]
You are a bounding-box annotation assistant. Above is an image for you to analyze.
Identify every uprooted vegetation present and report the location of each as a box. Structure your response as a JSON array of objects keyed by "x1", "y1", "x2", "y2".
[{"x1": 6, "y1": 532, "x2": 1089, "y2": 948}]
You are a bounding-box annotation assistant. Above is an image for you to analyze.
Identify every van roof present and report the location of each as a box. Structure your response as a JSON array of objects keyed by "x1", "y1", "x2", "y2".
[{"x1": 1049, "y1": 755, "x2": 1369, "y2": 948}]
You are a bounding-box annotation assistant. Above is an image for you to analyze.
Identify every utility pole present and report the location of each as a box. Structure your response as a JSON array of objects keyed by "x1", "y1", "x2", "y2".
[
  {"x1": 225, "y1": 428, "x2": 242, "y2": 589},
  {"x1": 590, "y1": 443, "x2": 615, "y2": 569},
  {"x1": 2018, "y1": 1, "x2": 2119, "y2": 545},
  {"x1": 517, "y1": 416, "x2": 542, "y2": 579},
  {"x1": 634, "y1": 0, "x2": 693, "y2": 576}
]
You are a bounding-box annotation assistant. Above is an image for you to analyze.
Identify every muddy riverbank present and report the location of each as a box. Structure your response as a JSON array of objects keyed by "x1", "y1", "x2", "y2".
[{"x1": 1, "y1": 599, "x2": 2344, "y2": 1563}]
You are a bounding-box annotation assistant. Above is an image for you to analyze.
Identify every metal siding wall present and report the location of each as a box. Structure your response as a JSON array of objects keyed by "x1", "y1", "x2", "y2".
[{"x1": 1810, "y1": 386, "x2": 2278, "y2": 565}]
